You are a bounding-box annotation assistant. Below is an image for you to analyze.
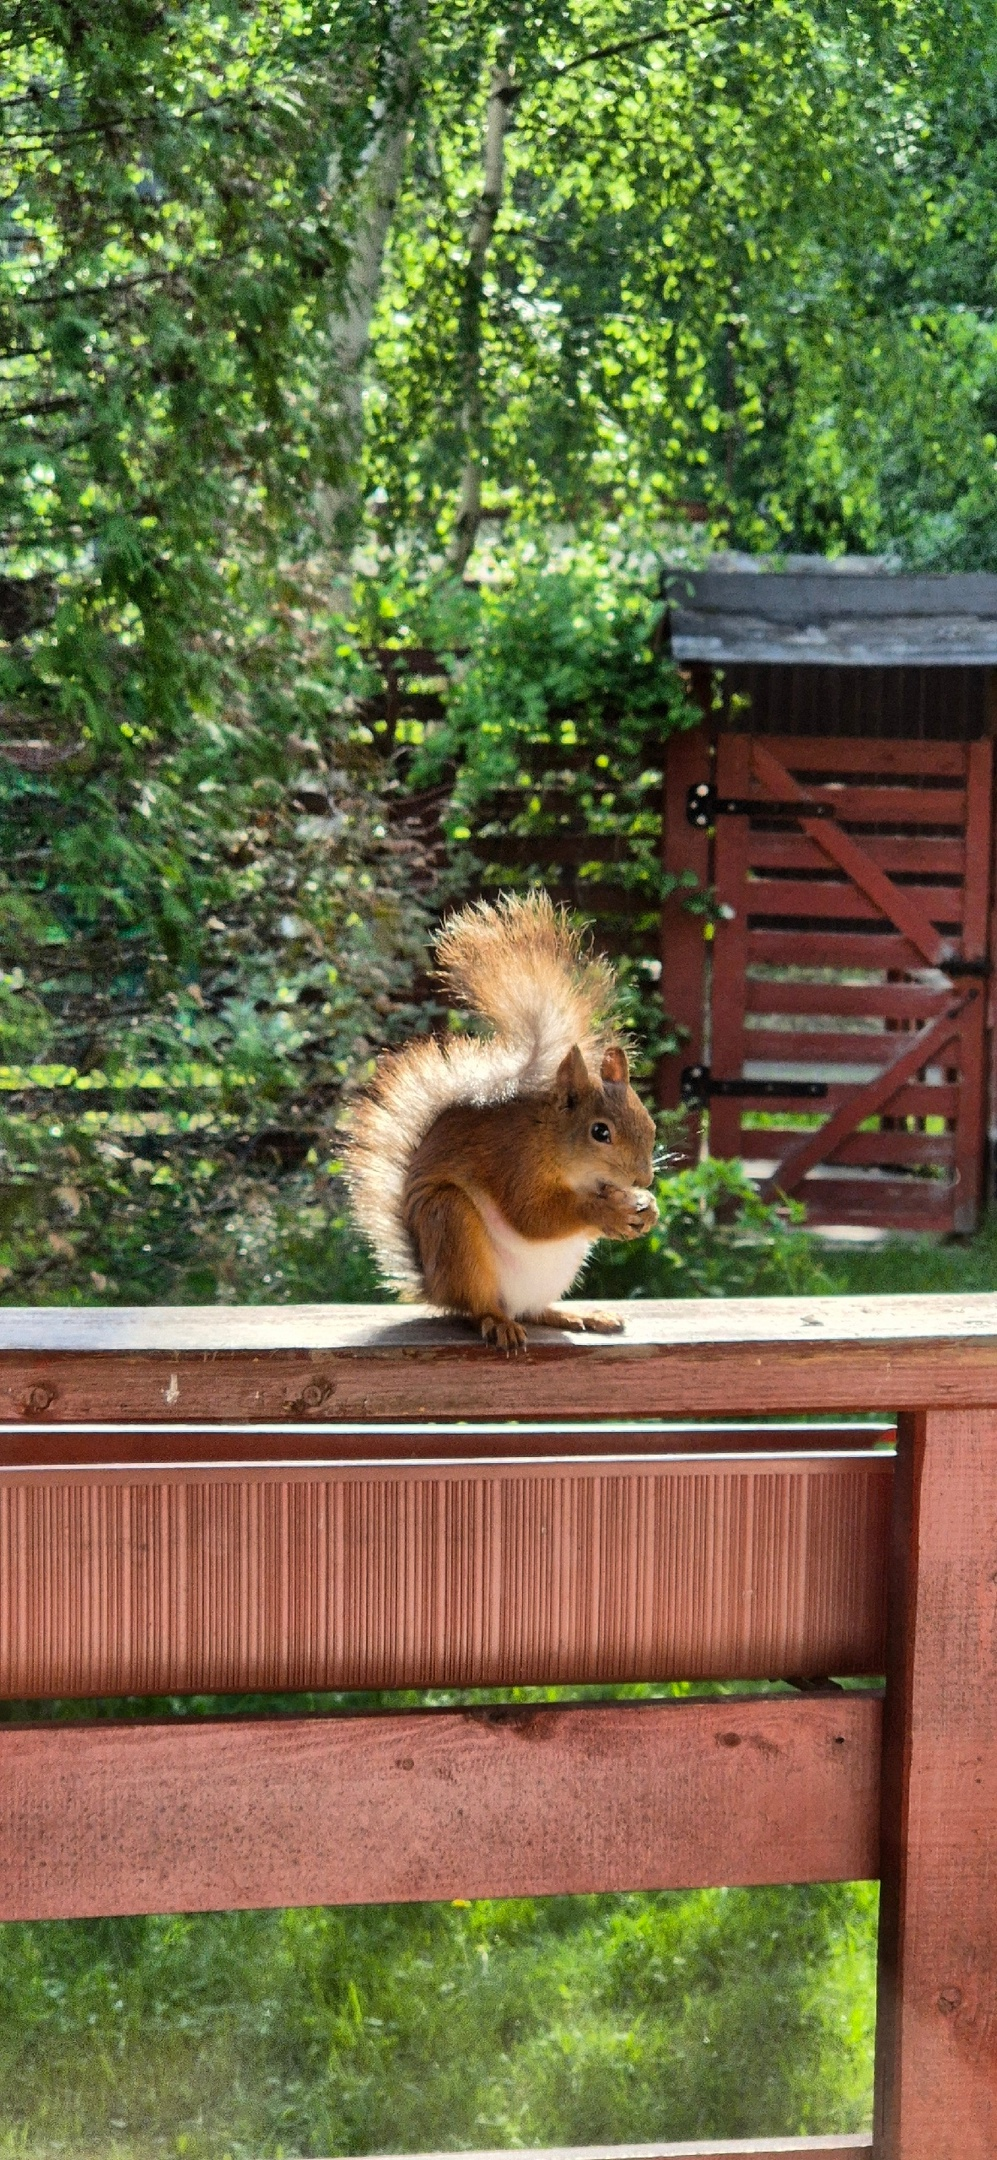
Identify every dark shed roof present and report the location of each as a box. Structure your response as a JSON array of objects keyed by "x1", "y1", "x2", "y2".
[{"x1": 667, "y1": 561, "x2": 997, "y2": 666}]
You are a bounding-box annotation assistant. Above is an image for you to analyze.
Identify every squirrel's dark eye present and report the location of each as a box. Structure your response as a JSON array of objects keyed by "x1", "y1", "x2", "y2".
[{"x1": 590, "y1": 1121, "x2": 612, "y2": 1144}]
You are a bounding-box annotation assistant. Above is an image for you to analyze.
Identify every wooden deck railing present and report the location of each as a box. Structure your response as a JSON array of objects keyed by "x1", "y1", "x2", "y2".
[{"x1": 2, "y1": 1292, "x2": 996, "y2": 2160}]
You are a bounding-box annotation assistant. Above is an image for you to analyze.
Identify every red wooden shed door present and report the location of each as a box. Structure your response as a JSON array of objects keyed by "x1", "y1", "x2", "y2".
[{"x1": 707, "y1": 733, "x2": 993, "y2": 1232}]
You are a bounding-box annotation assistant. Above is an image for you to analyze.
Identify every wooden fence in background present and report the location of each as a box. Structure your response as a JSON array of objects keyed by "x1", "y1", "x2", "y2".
[
  {"x1": 1, "y1": 1294, "x2": 996, "y2": 2157},
  {"x1": 369, "y1": 652, "x2": 997, "y2": 1231}
]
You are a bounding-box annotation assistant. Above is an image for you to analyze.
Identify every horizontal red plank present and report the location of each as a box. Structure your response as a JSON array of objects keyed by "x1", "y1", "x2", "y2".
[
  {"x1": 764, "y1": 735, "x2": 967, "y2": 777},
  {"x1": 356, "y1": 2141, "x2": 873, "y2": 2160},
  {"x1": 0, "y1": 1452, "x2": 891, "y2": 1696},
  {"x1": 743, "y1": 1083, "x2": 961, "y2": 1125},
  {"x1": 3, "y1": 1293, "x2": 997, "y2": 1420},
  {"x1": 0, "y1": 1419, "x2": 896, "y2": 1467},
  {"x1": 749, "y1": 786, "x2": 966, "y2": 825},
  {"x1": 745, "y1": 880, "x2": 959, "y2": 925},
  {"x1": 0, "y1": 1693, "x2": 882, "y2": 1920},
  {"x1": 802, "y1": 1132, "x2": 957, "y2": 1170},
  {"x1": 793, "y1": 1178, "x2": 957, "y2": 1228},
  {"x1": 743, "y1": 1027, "x2": 943, "y2": 1066},
  {"x1": 746, "y1": 931, "x2": 932, "y2": 971},
  {"x1": 878, "y1": 1081, "x2": 960, "y2": 1119},
  {"x1": 745, "y1": 979, "x2": 953, "y2": 1021},
  {"x1": 742, "y1": 1132, "x2": 954, "y2": 1170},
  {"x1": 747, "y1": 831, "x2": 963, "y2": 874}
]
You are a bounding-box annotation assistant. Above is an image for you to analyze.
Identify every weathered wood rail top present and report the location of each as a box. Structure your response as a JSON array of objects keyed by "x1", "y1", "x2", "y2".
[
  {"x1": 1, "y1": 1293, "x2": 995, "y2": 2158},
  {"x1": 4, "y1": 1291, "x2": 997, "y2": 1420}
]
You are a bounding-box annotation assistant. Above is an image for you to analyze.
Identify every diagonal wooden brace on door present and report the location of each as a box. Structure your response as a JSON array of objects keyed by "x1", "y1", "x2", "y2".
[
  {"x1": 750, "y1": 741, "x2": 955, "y2": 967},
  {"x1": 759, "y1": 989, "x2": 979, "y2": 1200}
]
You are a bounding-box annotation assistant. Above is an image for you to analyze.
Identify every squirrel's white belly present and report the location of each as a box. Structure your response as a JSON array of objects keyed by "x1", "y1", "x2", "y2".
[{"x1": 475, "y1": 1195, "x2": 593, "y2": 1317}]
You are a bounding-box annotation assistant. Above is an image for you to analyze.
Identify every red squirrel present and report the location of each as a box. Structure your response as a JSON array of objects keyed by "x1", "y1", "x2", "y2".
[{"x1": 345, "y1": 891, "x2": 658, "y2": 1351}]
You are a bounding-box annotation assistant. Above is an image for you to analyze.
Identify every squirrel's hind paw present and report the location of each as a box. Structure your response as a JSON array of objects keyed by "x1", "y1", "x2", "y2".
[{"x1": 481, "y1": 1312, "x2": 528, "y2": 1355}]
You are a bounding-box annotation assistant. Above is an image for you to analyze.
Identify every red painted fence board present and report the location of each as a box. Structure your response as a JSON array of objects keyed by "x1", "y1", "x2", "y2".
[
  {"x1": 743, "y1": 882, "x2": 958, "y2": 925},
  {"x1": 709, "y1": 734, "x2": 992, "y2": 1232},
  {"x1": 743, "y1": 981, "x2": 953, "y2": 1020},
  {"x1": 4, "y1": 1296, "x2": 997, "y2": 1422},
  {"x1": 875, "y1": 1409, "x2": 997, "y2": 2160},
  {"x1": 746, "y1": 833, "x2": 964, "y2": 873},
  {"x1": 750, "y1": 783, "x2": 966, "y2": 825},
  {"x1": 745, "y1": 1133, "x2": 954, "y2": 1170},
  {"x1": 0, "y1": 1692, "x2": 882, "y2": 1922},
  {"x1": 757, "y1": 736, "x2": 968, "y2": 774}
]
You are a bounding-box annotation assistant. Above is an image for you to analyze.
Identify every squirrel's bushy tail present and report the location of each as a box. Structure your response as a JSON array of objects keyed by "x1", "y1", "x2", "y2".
[
  {"x1": 435, "y1": 890, "x2": 615, "y2": 1079},
  {"x1": 343, "y1": 891, "x2": 617, "y2": 1296}
]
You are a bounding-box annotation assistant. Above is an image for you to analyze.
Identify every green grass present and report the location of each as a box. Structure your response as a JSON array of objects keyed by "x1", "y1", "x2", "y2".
[
  {"x1": 817, "y1": 1209, "x2": 997, "y2": 1297},
  {"x1": 0, "y1": 1883, "x2": 876, "y2": 2160}
]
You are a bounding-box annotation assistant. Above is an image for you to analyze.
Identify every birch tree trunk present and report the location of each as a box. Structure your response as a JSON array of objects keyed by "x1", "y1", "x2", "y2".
[
  {"x1": 319, "y1": 1, "x2": 424, "y2": 542},
  {"x1": 446, "y1": 66, "x2": 518, "y2": 574}
]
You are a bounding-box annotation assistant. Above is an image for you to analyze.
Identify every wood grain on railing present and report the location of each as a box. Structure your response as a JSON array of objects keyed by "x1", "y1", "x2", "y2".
[
  {"x1": 2, "y1": 1294, "x2": 997, "y2": 1422},
  {"x1": 0, "y1": 1693, "x2": 881, "y2": 1922},
  {"x1": 875, "y1": 1408, "x2": 997, "y2": 2160}
]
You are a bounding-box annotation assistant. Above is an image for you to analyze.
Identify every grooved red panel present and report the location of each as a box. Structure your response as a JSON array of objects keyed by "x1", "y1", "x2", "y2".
[
  {"x1": 0, "y1": 1692, "x2": 882, "y2": 1920},
  {"x1": 0, "y1": 1454, "x2": 891, "y2": 1698}
]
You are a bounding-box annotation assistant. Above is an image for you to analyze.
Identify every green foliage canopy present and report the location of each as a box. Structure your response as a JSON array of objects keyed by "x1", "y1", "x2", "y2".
[{"x1": 366, "y1": 0, "x2": 997, "y2": 565}]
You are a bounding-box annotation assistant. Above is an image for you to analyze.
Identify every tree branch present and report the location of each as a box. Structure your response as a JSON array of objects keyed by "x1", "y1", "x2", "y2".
[
  {"x1": 555, "y1": 7, "x2": 738, "y2": 79},
  {"x1": 316, "y1": 0, "x2": 426, "y2": 544},
  {"x1": 0, "y1": 392, "x2": 85, "y2": 421},
  {"x1": 446, "y1": 66, "x2": 518, "y2": 574}
]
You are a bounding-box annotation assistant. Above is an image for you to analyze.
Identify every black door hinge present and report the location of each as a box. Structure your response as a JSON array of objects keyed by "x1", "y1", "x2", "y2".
[
  {"x1": 941, "y1": 956, "x2": 990, "y2": 979},
  {"x1": 680, "y1": 1065, "x2": 830, "y2": 1111},
  {"x1": 686, "y1": 782, "x2": 834, "y2": 830}
]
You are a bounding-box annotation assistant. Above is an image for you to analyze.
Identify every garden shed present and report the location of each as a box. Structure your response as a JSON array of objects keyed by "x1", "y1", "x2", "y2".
[{"x1": 659, "y1": 560, "x2": 997, "y2": 1234}]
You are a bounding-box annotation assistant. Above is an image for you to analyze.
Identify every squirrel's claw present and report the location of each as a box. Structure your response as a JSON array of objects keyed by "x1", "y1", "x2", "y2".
[{"x1": 481, "y1": 1313, "x2": 528, "y2": 1355}]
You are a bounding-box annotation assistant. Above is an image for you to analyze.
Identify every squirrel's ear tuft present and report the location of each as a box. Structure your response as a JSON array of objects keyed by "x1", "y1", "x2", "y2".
[
  {"x1": 601, "y1": 1046, "x2": 629, "y2": 1086},
  {"x1": 556, "y1": 1044, "x2": 589, "y2": 1108}
]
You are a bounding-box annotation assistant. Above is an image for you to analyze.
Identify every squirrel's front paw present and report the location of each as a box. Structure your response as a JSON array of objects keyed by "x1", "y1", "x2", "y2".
[
  {"x1": 591, "y1": 1182, "x2": 659, "y2": 1240},
  {"x1": 481, "y1": 1312, "x2": 528, "y2": 1355}
]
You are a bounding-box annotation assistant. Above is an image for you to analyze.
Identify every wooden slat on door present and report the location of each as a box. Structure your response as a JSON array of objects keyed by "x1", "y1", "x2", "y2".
[{"x1": 708, "y1": 735, "x2": 993, "y2": 1232}]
